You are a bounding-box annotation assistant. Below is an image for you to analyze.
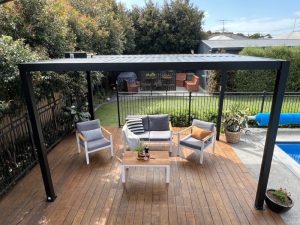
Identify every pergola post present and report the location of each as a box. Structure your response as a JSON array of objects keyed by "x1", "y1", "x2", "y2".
[
  {"x1": 255, "y1": 61, "x2": 290, "y2": 209},
  {"x1": 86, "y1": 71, "x2": 95, "y2": 120},
  {"x1": 216, "y1": 70, "x2": 227, "y2": 140},
  {"x1": 20, "y1": 70, "x2": 56, "y2": 202}
]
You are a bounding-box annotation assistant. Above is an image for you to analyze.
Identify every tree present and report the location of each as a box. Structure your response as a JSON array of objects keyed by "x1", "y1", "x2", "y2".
[
  {"x1": 0, "y1": 0, "x2": 76, "y2": 58},
  {"x1": 69, "y1": 0, "x2": 134, "y2": 54},
  {"x1": 130, "y1": 0, "x2": 204, "y2": 53}
]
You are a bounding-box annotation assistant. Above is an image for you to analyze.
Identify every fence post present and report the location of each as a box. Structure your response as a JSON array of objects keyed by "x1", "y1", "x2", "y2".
[
  {"x1": 116, "y1": 82, "x2": 121, "y2": 128},
  {"x1": 25, "y1": 112, "x2": 37, "y2": 160},
  {"x1": 188, "y1": 92, "x2": 192, "y2": 123},
  {"x1": 260, "y1": 91, "x2": 266, "y2": 113}
]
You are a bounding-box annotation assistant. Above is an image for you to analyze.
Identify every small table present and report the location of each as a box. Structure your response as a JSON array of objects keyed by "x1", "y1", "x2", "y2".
[{"x1": 121, "y1": 151, "x2": 170, "y2": 183}]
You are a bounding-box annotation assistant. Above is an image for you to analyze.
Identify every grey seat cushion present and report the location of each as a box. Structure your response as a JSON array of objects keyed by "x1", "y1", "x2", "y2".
[
  {"x1": 192, "y1": 119, "x2": 214, "y2": 131},
  {"x1": 149, "y1": 131, "x2": 171, "y2": 141},
  {"x1": 81, "y1": 128, "x2": 103, "y2": 141},
  {"x1": 80, "y1": 138, "x2": 111, "y2": 151},
  {"x1": 136, "y1": 131, "x2": 151, "y2": 141},
  {"x1": 77, "y1": 119, "x2": 100, "y2": 132},
  {"x1": 148, "y1": 114, "x2": 169, "y2": 131},
  {"x1": 180, "y1": 135, "x2": 213, "y2": 151}
]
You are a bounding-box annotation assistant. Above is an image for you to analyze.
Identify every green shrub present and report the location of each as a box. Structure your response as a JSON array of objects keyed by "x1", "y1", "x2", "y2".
[
  {"x1": 234, "y1": 46, "x2": 300, "y2": 92},
  {"x1": 0, "y1": 35, "x2": 41, "y2": 106},
  {"x1": 207, "y1": 46, "x2": 300, "y2": 92}
]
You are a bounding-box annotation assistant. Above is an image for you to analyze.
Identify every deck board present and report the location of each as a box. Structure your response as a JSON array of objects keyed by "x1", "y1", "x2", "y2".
[{"x1": 0, "y1": 128, "x2": 285, "y2": 225}]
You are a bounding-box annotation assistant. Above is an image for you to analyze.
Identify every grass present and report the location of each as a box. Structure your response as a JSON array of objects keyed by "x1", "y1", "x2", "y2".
[
  {"x1": 95, "y1": 95, "x2": 300, "y2": 127},
  {"x1": 95, "y1": 102, "x2": 119, "y2": 126}
]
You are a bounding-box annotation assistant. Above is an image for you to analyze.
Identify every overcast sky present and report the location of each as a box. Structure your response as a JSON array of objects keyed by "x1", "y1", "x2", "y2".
[{"x1": 117, "y1": 0, "x2": 300, "y2": 36}]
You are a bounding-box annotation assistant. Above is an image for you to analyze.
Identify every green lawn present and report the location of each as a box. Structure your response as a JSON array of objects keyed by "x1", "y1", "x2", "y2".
[
  {"x1": 95, "y1": 102, "x2": 119, "y2": 127},
  {"x1": 95, "y1": 95, "x2": 300, "y2": 127}
]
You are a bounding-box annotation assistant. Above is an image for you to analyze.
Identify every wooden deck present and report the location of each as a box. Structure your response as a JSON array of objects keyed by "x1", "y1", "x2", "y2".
[{"x1": 0, "y1": 128, "x2": 285, "y2": 225}]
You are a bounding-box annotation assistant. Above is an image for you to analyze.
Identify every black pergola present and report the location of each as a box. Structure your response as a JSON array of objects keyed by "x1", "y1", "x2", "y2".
[{"x1": 19, "y1": 54, "x2": 289, "y2": 210}]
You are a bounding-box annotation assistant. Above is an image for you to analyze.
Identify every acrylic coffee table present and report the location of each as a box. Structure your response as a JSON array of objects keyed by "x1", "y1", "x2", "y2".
[{"x1": 121, "y1": 151, "x2": 170, "y2": 183}]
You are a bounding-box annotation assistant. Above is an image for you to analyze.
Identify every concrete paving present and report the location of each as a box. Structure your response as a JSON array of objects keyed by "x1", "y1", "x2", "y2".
[{"x1": 231, "y1": 128, "x2": 300, "y2": 225}]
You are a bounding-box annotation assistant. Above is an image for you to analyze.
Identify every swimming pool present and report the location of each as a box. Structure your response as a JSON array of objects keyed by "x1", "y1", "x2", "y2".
[{"x1": 276, "y1": 142, "x2": 300, "y2": 164}]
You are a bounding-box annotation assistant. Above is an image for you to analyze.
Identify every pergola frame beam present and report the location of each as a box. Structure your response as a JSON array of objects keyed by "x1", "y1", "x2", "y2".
[
  {"x1": 254, "y1": 61, "x2": 290, "y2": 209},
  {"x1": 216, "y1": 70, "x2": 227, "y2": 140},
  {"x1": 20, "y1": 71, "x2": 56, "y2": 202}
]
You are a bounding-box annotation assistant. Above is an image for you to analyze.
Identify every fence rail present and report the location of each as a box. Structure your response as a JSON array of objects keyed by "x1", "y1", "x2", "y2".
[
  {"x1": 117, "y1": 91, "x2": 300, "y2": 127},
  {"x1": 0, "y1": 98, "x2": 73, "y2": 197}
]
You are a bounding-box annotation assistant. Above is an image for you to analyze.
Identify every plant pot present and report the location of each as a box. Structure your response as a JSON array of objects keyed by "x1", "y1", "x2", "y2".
[
  {"x1": 225, "y1": 130, "x2": 241, "y2": 143},
  {"x1": 265, "y1": 189, "x2": 294, "y2": 213}
]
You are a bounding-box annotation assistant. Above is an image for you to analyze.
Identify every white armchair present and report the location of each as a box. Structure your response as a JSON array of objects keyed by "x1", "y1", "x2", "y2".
[
  {"x1": 76, "y1": 119, "x2": 113, "y2": 164},
  {"x1": 177, "y1": 119, "x2": 216, "y2": 164}
]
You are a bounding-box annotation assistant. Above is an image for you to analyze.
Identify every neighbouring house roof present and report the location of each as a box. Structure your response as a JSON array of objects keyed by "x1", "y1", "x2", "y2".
[
  {"x1": 209, "y1": 35, "x2": 233, "y2": 40},
  {"x1": 274, "y1": 31, "x2": 300, "y2": 39},
  {"x1": 201, "y1": 39, "x2": 300, "y2": 51},
  {"x1": 208, "y1": 33, "x2": 248, "y2": 40}
]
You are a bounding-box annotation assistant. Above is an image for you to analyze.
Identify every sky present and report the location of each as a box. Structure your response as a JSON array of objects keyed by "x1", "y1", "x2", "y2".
[{"x1": 117, "y1": 0, "x2": 300, "y2": 36}]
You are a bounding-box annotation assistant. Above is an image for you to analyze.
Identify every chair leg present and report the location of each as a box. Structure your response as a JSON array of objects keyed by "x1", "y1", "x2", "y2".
[
  {"x1": 110, "y1": 135, "x2": 114, "y2": 157},
  {"x1": 84, "y1": 142, "x2": 89, "y2": 165},
  {"x1": 178, "y1": 146, "x2": 182, "y2": 157},
  {"x1": 169, "y1": 139, "x2": 172, "y2": 153},
  {"x1": 200, "y1": 151, "x2": 204, "y2": 164},
  {"x1": 76, "y1": 133, "x2": 81, "y2": 153},
  {"x1": 177, "y1": 133, "x2": 180, "y2": 156}
]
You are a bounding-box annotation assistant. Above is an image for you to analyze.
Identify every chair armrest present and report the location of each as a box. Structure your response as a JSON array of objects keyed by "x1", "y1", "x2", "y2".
[
  {"x1": 169, "y1": 122, "x2": 173, "y2": 132},
  {"x1": 78, "y1": 132, "x2": 86, "y2": 142},
  {"x1": 201, "y1": 132, "x2": 216, "y2": 142},
  {"x1": 101, "y1": 127, "x2": 112, "y2": 136},
  {"x1": 174, "y1": 126, "x2": 192, "y2": 136}
]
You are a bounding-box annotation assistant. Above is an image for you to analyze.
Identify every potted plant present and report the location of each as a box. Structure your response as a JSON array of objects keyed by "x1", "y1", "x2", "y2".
[
  {"x1": 265, "y1": 188, "x2": 294, "y2": 213},
  {"x1": 145, "y1": 72, "x2": 156, "y2": 80},
  {"x1": 134, "y1": 142, "x2": 150, "y2": 160},
  {"x1": 222, "y1": 104, "x2": 248, "y2": 143},
  {"x1": 161, "y1": 73, "x2": 172, "y2": 80}
]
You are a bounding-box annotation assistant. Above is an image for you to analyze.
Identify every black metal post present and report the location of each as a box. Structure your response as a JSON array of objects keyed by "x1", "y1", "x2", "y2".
[
  {"x1": 255, "y1": 61, "x2": 290, "y2": 210},
  {"x1": 260, "y1": 91, "x2": 267, "y2": 113},
  {"x1": 86, "y1": 71, "x2": 95, "y2": 120},
  {"x1": 20, "y1": 70, "x2": 56, "y2": 202},
  {"x1": 116, "y1": 82, "x2": 121, "y2": 128},
  {"x1": 216, "y1": 70, "x2": 227, "y2": 140},
  {"x1": 188, "y1": 92, "x2": 192, "y2": 123}
]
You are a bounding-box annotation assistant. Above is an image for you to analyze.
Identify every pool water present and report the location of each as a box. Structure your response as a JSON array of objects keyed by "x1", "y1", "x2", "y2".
[{"x1": 276, "y1": 142, "x2": 300, "y2": 164}]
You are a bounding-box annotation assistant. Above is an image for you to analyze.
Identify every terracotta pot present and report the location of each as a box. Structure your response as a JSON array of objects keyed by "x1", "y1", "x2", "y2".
[
  {"x1": 225, "y1": 130, "x2": 241, "y2": 143},
  {"x1": 265, "y1": 189, "x2": 294, "y2": 213}
]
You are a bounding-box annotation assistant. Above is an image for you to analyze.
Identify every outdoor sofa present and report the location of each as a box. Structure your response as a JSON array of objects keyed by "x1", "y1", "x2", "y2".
[{"x1": 122, "y1": 114, "x2": 173, "y2": 152}]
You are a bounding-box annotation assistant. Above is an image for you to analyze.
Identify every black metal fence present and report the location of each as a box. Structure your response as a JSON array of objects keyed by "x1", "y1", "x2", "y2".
[
  {"x1": 117, "y1": 91, "x2": 300, "y2": 127},
  {"x1": 0, "y1": 98, "x2": 73, "y2": 197},
  {"x1": 140, "y1": 71, "x2": 176, "y2": 91}
]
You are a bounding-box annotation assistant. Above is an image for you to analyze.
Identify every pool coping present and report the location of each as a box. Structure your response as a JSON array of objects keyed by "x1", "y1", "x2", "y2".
[{"x1": 274, "y1": 143, "x2": 300, "y2": 180}]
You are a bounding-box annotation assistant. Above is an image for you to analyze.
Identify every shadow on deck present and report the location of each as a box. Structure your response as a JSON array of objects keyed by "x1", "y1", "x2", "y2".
[{"x1": 0, "y1": 128, "x2": 285, "y2": 225}]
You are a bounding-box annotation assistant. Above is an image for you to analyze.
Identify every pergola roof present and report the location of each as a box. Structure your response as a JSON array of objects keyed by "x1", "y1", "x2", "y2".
[{"x1": 19, "y1": 54, "x2": 283, "y2": 72}]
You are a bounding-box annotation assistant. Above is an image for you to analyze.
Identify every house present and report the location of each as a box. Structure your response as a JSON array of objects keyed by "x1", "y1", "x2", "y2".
[{"x1": 198, "y1": 39, "x2": 300, "y2": 54}]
